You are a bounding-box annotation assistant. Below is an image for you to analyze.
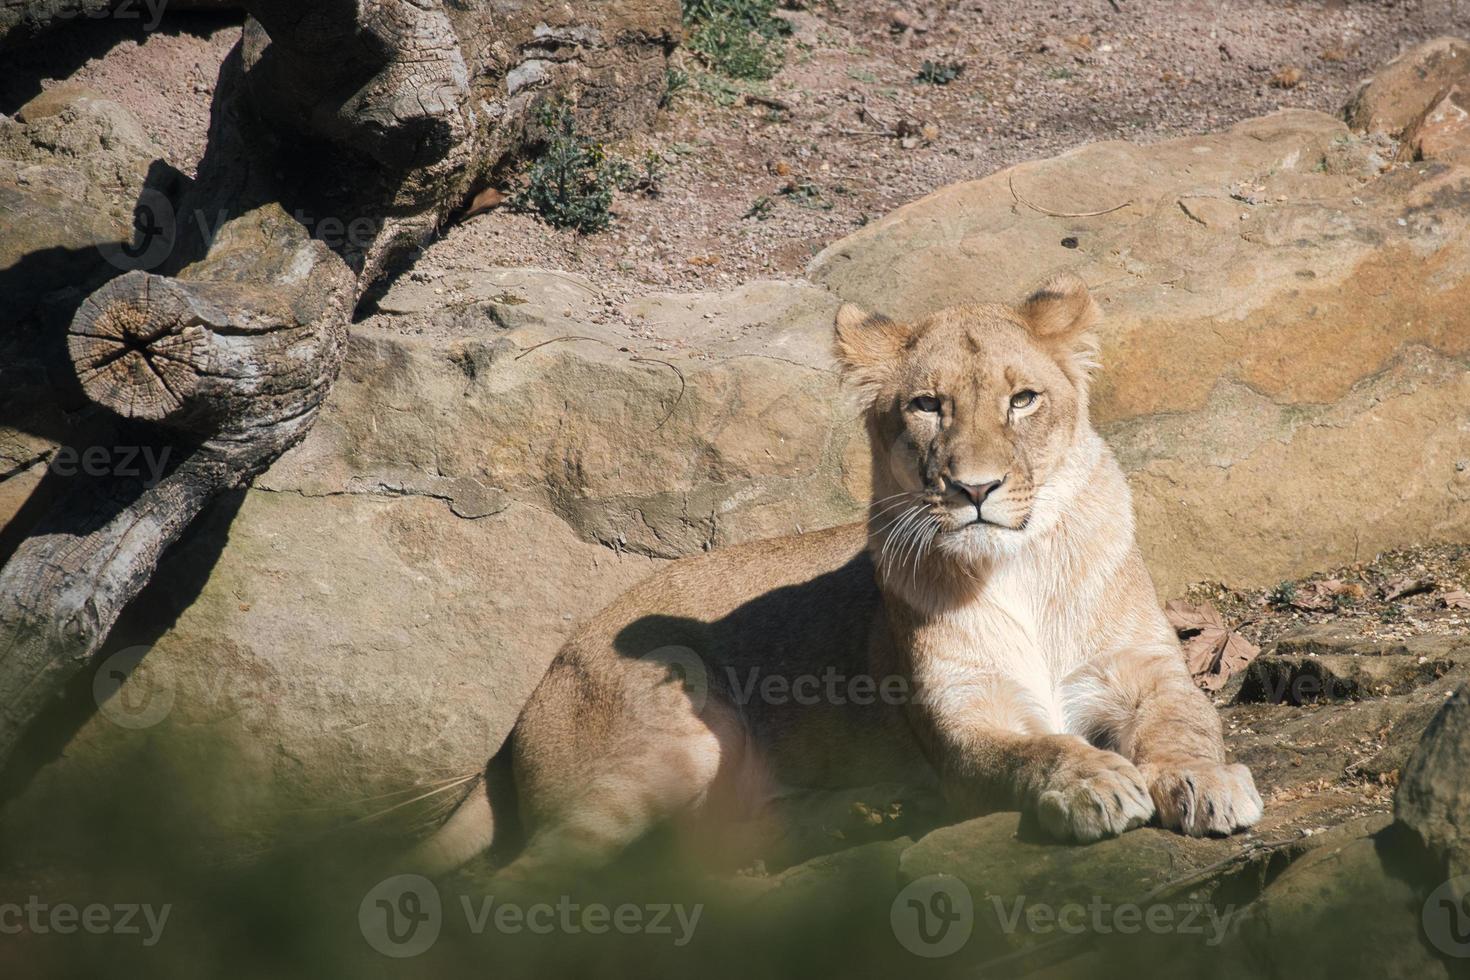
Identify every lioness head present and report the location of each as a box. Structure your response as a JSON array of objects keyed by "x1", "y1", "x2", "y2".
[{"x1": 834, "y1": 275, "x2": 1103, "y2": 563}]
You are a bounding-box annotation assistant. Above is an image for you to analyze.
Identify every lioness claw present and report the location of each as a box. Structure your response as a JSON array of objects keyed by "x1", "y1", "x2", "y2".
[
  {"x1": 1142, "y1": 761, "x2": 1263, "y2": 837},
  {"x1": 1037, "y1": 751, "x2": 1155, "y2": 842}
]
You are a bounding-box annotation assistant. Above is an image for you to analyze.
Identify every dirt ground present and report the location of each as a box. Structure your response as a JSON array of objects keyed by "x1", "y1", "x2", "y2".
[
  {"x1": 4, "y1": 2, "x2": 1469, "y2": 302},
  {"x1": 1190, "y1": 543, "x2": 1470, "y2": 651}
]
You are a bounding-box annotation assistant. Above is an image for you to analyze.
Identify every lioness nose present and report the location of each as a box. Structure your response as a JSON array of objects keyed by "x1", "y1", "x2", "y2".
[{"x1": 948, "y1": 478, "x2": 1002, "y2": 507}]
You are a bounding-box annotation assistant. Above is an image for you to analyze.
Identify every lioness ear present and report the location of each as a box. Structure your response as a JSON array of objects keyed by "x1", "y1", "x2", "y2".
[
  {"x1": 833, "y1": 303, "x2": 910, "y2": 389},
  {"x1": 1017, "y1": 274, "x2": 1102, "y2": 383}
]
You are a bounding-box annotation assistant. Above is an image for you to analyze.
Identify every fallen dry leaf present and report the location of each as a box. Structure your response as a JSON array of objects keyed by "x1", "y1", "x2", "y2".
[
  {"x1": 1382, "y1": 577, "x2": 1435, "y2": 601},
  {"x1": 887, "y1": 8, "x2": 920, "y2": 33},
  {"x1": 1212, "y1": 632, "x2": 1260, "y2": 690},
  {"x1": 1165, "y1": 599, "x2": 1261, "y2": 692},
  {"x1": 1164, "y1": 600, "x2": 1224, "y2": 634},
  {"x1": 1442, "y1": 590, "x2": 1470, "y2": 610},
  {"x1": 1180, "y1": 631, "x2": 1221, "y2": 681},
  {"x1": 1289, "y1": 578, "x2": 1363, "y2": 611}
]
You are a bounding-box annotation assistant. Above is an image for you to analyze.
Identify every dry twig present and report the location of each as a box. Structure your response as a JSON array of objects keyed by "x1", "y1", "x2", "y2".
[{"x1": 1008, "y1": 171, "x2": 1132, "y2": 217}]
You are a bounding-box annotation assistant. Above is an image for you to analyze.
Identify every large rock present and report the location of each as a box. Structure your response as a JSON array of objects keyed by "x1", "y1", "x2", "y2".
[
  {"x1": 1346, "y1": 36, "x2": 1470, "y2": 166},
  {"x1": 1398, "y1": 682, "x2": 1470, "y2": 881},
  {"x1": 0, "y1": 84, "x2": 158, "y2": 321},
  {"x1": 1344, "y1": 36, "x2": 1470, "y2": 137},
  {"x1": 1404, "y1": 85, "x2": 1470, "y2": 165},
  {"x1": 810, "y1": 109, "x2": 1470, "y2": 594},
  {"x1": 1226, "y1": 830, "x2": 1447, "y2": 980},
  {"x1": 289, "y1": 271, "x2": 862, "y2": 559},
  {"x1": 0, "y1": 85, "x2": 162, "y2": 555}
]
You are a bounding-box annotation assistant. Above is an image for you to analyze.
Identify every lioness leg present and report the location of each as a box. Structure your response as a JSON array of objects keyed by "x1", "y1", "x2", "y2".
[
  {"x1": 909, "y1": 677, "x2": 1154, "y2": 843},
  {"x1": 498, "y1": 696, "x2": 744, "y2": 885},
  {"x1": 1078, "y1": 645, "x2": 1262, "y2": 837}
]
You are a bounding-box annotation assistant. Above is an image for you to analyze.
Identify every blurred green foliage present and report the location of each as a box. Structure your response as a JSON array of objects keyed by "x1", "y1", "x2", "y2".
[{"x1": 683, "y1": 0, "x2": 789, "y2": 81}]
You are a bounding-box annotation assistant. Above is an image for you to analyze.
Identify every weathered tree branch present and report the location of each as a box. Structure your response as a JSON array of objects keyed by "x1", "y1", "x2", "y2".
[
  {"x1": 0, "y1": 203, "x2": 352, "y2": 763},
  {"x1": 70, "y1": 275, "x2": 321, "y2": 430},
  {"x1": 0, "y1": 0, "x2": 677, "y2": 777}
]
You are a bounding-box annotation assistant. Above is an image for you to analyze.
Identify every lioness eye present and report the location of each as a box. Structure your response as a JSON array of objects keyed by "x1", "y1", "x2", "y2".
[
  {"x1": 910, "y1": 395, "x2": 941, "y2": 413},
  {"x1": 1010, "y1": 390, "x2": 1038, "y2": 410}
]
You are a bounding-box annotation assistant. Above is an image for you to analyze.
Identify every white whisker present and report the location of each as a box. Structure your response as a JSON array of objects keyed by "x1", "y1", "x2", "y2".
[
  {"x1": 868, "y1": 496, "x2": 919, "y2": 526},
  {"x1": 879, "y1": 506, "x2": 923, "y2": 576},
  {"x1": 902, "y1": 515, "x2": 939, "y2": 589}
]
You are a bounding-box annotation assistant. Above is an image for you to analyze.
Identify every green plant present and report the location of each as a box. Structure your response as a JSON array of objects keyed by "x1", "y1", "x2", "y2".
[
  {"x1": 780, "y1": 181, "x2": 832, "y2": 211},
  {"x1": 620, "y1": 151, "x2": 667, "y2": 196},
  {"x1": 693, "y1": 71, "x2": 745, "y2": 105},
  {"x1": 682, "y1": 0, "x2": 780, "y2": 29},
  {"x1": 512, "y1": 103, "x2": 622, "y2": 233},
  {"x1": 662, "y1": 66, "x2": 690, "y2": 107},
  {"x1": 1267, "y1": 580, "x2": 1297, "y2": 608},
  {"x1": 683, "y1": 0, "x2": 788, "y2": 81},
  {"x1": 688, "y1": 13, "x2": 782, "y2": 79},
  {"x1": 743, "y1": 195, "x2": 774, "y2": 220},
  {"x1": 915, "y1": 60, "x2": 963, "y2": 85}
]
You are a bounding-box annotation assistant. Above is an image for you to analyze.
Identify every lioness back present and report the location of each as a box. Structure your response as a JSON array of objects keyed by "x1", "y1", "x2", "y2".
[{"x1": 514, "y1": 521, "x2": 929, "y2": 807}]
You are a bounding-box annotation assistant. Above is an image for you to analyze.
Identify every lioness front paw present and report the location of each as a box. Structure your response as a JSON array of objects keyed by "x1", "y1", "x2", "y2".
[
  {"x1": 1035, "y1": 750, "x2": 1155, "y2": 844},
  {"x1": 1141, "y1": 761, "x2": 1263, "y2": 837}
]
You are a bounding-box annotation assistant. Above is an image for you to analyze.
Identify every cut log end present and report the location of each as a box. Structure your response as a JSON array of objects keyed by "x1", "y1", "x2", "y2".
[{"x1": 68, "y1": 272, "x2": 207, "y2": 423}]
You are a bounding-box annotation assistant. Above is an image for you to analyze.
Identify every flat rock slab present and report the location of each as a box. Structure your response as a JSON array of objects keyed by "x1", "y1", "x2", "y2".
[{"x1": 1239, "y1": 629, "x2": 1470, "y2": 703}]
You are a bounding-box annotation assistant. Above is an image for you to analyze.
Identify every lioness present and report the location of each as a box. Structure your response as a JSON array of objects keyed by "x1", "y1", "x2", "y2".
[{"x1": 414, "y1": 275, "x2": 1262, "y2": 878}]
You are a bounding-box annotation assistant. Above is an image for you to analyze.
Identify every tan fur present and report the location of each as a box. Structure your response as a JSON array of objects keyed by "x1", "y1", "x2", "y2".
[{"x1": 413, "y1": 275, "x2": 1261, "y2": 877}]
